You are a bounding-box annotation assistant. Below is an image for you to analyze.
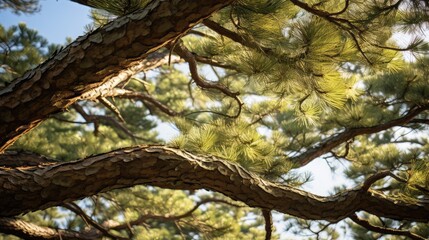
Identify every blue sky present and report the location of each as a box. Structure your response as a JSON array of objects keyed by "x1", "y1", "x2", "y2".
[{"x1": 1, "y1": 0, "x2": 92, "y2": 44}]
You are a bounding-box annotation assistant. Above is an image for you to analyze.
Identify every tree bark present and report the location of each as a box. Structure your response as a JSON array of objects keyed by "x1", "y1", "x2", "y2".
[
  {"x1": 0, "y1": 0, "x2": 233, "y2": 152},
  {"x1": 0, "y1": 217, "x2": 98, "y2": 240},
  {"x1": 1, "y1": 146, "x2": 428, "y2": 223}
]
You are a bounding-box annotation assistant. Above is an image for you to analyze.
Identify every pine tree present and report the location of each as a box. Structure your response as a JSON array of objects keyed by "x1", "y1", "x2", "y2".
[{"x1": 1, "y1": 0, "x2": 429, "y2": 239}]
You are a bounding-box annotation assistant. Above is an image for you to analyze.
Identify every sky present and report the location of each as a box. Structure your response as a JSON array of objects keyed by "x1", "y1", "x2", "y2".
[
  {"x1": 1, "y1": 0, "x2": 92, "y2": 44},
  {"x1": 1, "y1": 0, "x2": 349, "y2": 198}
]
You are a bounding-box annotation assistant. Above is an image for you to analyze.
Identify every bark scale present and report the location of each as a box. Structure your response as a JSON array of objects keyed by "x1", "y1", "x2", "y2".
[{"x1": 0, "y1": 217, "x2": 97, "y2": 240}]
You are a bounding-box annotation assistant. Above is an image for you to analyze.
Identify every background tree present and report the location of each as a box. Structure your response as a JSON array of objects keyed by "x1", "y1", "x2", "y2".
[
  {"x1": 0, "y1": 0, "x2": 38, "y2": 14},
  {"x1": 1, "y1": 0, "x2": 429, "y2": 239}
]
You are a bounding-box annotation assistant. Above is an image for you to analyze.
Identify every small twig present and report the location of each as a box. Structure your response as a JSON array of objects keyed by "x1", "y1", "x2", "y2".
[
  {"x1": 106, "y1": 88, "x2": 179, "y2": 117},
  {"x1": 328, "y1": 0, "x2": 350, "y2": 16},
  {"x1": 172, "y1": 42, "x2": 243, "y2": 118},
  {"x1": 63, "y1": 202, "x2": 127, "y2": 240},
  {"x1": 388, "y1": 172, "x2": 429, "y2": 194},
  {"x1": 350, "y1": 214, "x2": 426, "y2": 240},
  {"x1": 98, "y1": 97, "x2": 126, "y2": 123},
  {"x1": 187, "y1": 30, "x2": 216, "y2": 39},
  {"x1": 262, "y1": 209, "x2": 273, "y2": 240},
  {"x1": 110, "y1": 198, "x2": 244, "y2": 231},
  {"x1": 73, "y1": 103, "x2": 147, "y2": 141},
  {"x1": 194, "y1": 55, "x2": 237, "y2": 70}
]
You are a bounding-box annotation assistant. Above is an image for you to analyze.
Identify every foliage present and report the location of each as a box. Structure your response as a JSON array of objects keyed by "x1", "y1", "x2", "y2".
[
  {"x1": 0, "y1": 23, "x2": 60, "y2": 88},
  {"x1": 0, "y1": 0, "x2": 39, "y2": 14},
  {"x1": 1, "y1": 0, "x2": 429, "y2": 239}
]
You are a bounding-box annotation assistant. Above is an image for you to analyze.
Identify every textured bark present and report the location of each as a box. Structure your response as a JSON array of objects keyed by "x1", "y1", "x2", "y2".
[
  {"x1": 1, "y1": 146, "x2": 428, "y2": 222},
  {"x1": 0, "y1": 217, "x2": 97, "y2": 240},
  {"x1": 0, "y1": 150, "x2": 56, "y2": 167},
  {"x1": 0, "y1": 0, "x2": 233, "y2": 152}
]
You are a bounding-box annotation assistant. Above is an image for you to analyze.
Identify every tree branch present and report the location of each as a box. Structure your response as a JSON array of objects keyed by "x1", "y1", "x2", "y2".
[
  {"x1": 110, "y1": 198, "x2": 243, "y2": 232},
  {"x1": 291, "y1": 105, "x2": 429, "y2": 166},
  {"x1": 72, "y1": 103, "x2": 143, "y2": 140},
  {"x1": 105, "y1": 88, "x2": 179, "y2": 117},
  {"x1": 361, "y1": 170, "x2": 391, "y2": 192},
  {"x1": 202, "y1": 19, "x2": 280, "y2": 59},
  {"x1": 98, "y1": 97, "x2": 126, "y2": 123},
  {"x1": 262, "y1": 209, "x2": 273, "y2": 240},
  {"x1": 388, "y1": 172, "x2": 429, "y2": 194},
  {"x1": 350, "y1": 214, "x2": 426, "y2": 240},
  {"x1": 0, "y1": 150, "x2": 56, "y2": 168},
  {"x1": 62, "y1": 202, "x2": 127, "y2": 240},
  {"x1": 0, "y1": 217, "x2": 98, "y2": 240},
  {"x1": 0, "y1": 146, "x2": 428, "y2": 223},
  {"x1": 172, "y1": 42, "x2": 243, "y2": 118},
  {"x1": 0, "y1": 0, "x2": 234, "y2": 152}
]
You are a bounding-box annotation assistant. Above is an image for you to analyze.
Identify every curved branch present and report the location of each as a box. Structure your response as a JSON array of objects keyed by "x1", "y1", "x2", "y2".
[
  {"x1": 328, "y1": 0, "x2": 350, "y2": 16},
  {"x1": 350, "y1": 214, "x2": 426, "y2": 240},
  {"x1": 172, "y1": 42, "x2": 240, "y2": 99},
  {"x1": 105, "y1": 88, "x2": 179, "y2": 117},
  {"x1": 291, "y1": 105, "x2": 429, "y2": 166},
  {"x1": 172, "y1": 42, "x2": 243, "y2": 118},
  {"x1": 0, "y1": 146, "x2": 428, "y2": 223},
  {"x1": 62, "y1": 202, "x2": 127, "y2": 240},
  {"x1": 361, "y1": 170, "x2": 391, "y2": 192},
  {"x1": 0, "y1": 217, "x2": 98, "y2": 240}
]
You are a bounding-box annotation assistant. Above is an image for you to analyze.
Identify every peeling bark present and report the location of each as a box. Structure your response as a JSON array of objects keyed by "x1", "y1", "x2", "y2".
[
  {"x1": 0, "y1": 0, "x2": 233, "y2": 152},
  {"x1": 1, "y1": 146, "x2": 428, "y2": 222}
]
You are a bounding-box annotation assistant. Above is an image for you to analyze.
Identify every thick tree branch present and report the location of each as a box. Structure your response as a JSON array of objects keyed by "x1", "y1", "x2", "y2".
[
  {"x1": 0, "y1": 0, "x2": 234, "y2": 152},
  {"x1": 0, "y1": 146, "x2": 428, "y2": 223},
  {"x1": 0, "y1": 150, "x2": 56, "y2": 168},
  {"x1": 291, "y1": 105, "x2": 429, "y2": 166},
  {"x1": 0, "y1": 217, "x2": 98, "y2": 240}
]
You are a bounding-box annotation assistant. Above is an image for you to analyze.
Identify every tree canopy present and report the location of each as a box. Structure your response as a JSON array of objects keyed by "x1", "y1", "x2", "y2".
[{"x1": 1, "y1": 0, "x2": 429, "y2": 239}]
